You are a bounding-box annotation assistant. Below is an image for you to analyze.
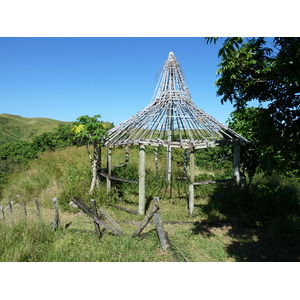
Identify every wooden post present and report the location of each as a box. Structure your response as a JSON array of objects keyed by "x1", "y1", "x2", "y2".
[
  {"x1": 23, "y1": 201, "x2": 27, "y2": 217},
  {"x1": 139, "y1": 144, "x2": 146, "y2": 215},
  {"x1": 132, "y1": 204, "x2": 159, "y2": 237},
  {"x1": 8, "y1": 201, "x2": 13, "y2": 214},
  {"x1": 233, "y1": 144, "x2": 241, "y2": 185},
  {"x1": 154, "y1": 211, "x2": 170, "y2": 251},
  {"x1": 125, "y1": 146, "x2": 129, "y2": 164},
  {"x1": 154, "y1": 146, "x2": 158, "y2": 172},
  {"x1": 184, "y1": 148, "x2": 189, "y2": 178},
  {"x1": 35, "y1": 197, "x2": 41, "y2": 218},
  {"x1": 98, "y1": 207, "x2": 123, "y2": 235},
  {"x1": 0, "y1": 205, "x2": 5, "y2": 220},
  {"x1": 106, "y1": 147, "x2": 112, "y2": 192},
  {"x1": 189, "y1": 148, "x2": 195, "y2": 215},
  {"x1": 52, "y1": 197, "x2": 60, "y2": 231},
  {"x1": 90, "y1": 199, "x2": 101, "y2": 237},
  {"x1": 166, "y1": 145, "x2": 172, "y2": 185}
]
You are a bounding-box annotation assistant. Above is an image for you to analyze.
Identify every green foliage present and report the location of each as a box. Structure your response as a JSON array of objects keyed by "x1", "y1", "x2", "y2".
[
  {"x1": 206, "y1": 37, "x2": 300, "y2": 176},
  {"x1": 72, "y1": 115, "x2": 108, "y2": 145}
]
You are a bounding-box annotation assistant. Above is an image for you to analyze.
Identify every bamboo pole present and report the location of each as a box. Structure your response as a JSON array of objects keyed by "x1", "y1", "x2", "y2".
[
  {"x1": 189, "y1": 148, "x2": 195, "y2": 215},
  {"x1": 139, "y1": 144, "x2": 146, "y2": 215}
]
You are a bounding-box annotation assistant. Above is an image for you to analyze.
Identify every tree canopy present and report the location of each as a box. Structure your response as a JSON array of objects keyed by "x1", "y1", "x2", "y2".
[{"x1": 206, "y1": 37, "x2": 300, "y2": 176}]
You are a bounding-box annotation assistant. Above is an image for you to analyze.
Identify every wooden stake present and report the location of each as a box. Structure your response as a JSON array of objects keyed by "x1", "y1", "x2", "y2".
[
  {"x1": 189, "y1": 148, "x2": 195, "y2": 215},
  {"x1": 107, "y1": 147, "x2": 112, "y2": 192},
  {"x1": 132, "y1": 204, "x2": 159, "y2": 237},
  {"x1": 139, "y1": 144, "x2": 146, "y2": 215},
  {"x1": 98, "y1": 207, "x2": 123, "y2": 235},
  {"x1": 233, "y1": 144, "x2": 241, "y2": 185},
  {"x1": 0, "y1": 205, "x2": 5, "y2": 220},
  {"x1": 8, "y1": 201, "x2": 13, "y2": 214},
  {"x1": 154, "y1": 211, "x2": 170, "y2": 251},
  {"x1": 23, "y1": 201, "x2": 27, "y2": 217},
  {"x1": 90, "y1": 199, "x2": 101, "y2": 237},
  {"x1": 35, "y1": 197, "x2": 41, "y2": 218},
  {"x1": 52, "y1": 197, "x2": 60, "y2": 231}
]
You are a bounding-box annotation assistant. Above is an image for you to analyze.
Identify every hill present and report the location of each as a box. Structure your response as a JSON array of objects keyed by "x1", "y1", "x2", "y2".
[{"x1": 0, "y1": 114, "x2": 71, "y2": 143}]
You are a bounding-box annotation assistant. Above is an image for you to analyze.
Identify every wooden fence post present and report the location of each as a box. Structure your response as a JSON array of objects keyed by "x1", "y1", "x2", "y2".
[
  {"x1": 35, "y1": 197, "x2": 41, "y2": 218},
  {"x1": 0, "y1": 205, "x2": 5, "y2": 220},
  {"x1": 132, "y1": 204, "x2": 159, "y2": 237},
  {"x1": 98, "y1": 207, "x2": 123, "y2": 235},
  {"x1": 23, "y1": 201, "x2": 27, "y2": 217},
  {"x1": 8, "y1": 201, "x2": 13, "y2": 215},
  {"x1": 233, "y1": 144, "x2": 241, "y2": 185},
  {"x1": 90, "y1": 199, "x2": 101, "y2": 237},
  {"x1": 52, "y1": 197, "x2": 60, "y2": 231}
]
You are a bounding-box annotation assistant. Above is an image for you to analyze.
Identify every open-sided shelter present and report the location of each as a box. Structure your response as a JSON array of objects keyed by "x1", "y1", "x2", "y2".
[{"x1": 102, "y1": 52, "x2": 248, "y2": 214}]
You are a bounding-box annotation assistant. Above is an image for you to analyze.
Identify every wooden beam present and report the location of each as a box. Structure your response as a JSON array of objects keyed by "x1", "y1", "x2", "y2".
[
  {"x1": 139, "y1": 144, "x2": 146, "y2": 215},
  {"x1": 189, "y1": 148, "x2": 195, "y2": 215},
  {"x1": 100, "y1": 173, "x2": 138, "y2": 184},
  {"x1": 114, "y1": 205, "x2": 138, "y2": 215},
  {"x1": 91, "y1": 199, "x2": 101, "y2": 237}
]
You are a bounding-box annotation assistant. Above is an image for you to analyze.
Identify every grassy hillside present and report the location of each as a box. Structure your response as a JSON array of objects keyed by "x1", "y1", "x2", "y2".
[{"x1": 0, "y1": 114, "x2": 71, "y2": 143}]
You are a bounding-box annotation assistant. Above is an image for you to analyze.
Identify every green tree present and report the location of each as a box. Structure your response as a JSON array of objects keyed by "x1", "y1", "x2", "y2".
[
  {"x1": 72, "y1": 115, "x2": 108, "y2": 193},
  {"x1": 206, "y1": 37, "x2": 300, "y2": 175}
]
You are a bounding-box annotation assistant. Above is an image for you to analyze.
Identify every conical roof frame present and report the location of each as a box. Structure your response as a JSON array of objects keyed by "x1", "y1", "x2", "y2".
[{"x1": 105, "y1": 52, "x2": 248, "y2": 149}]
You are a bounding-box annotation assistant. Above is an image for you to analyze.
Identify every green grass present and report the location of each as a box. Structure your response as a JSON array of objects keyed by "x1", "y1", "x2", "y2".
[
  {"x1": 0, "y1": 113, "x2": 70, "y2": 143},
  {"x1": 1, "y1": 145, "x2": 299, "y2": 261}
]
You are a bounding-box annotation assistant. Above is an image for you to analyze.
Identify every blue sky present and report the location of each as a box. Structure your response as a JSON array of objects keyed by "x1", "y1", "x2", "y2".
[{"x1": 0, "y1": 37, "x2": 251, "y2": 125}]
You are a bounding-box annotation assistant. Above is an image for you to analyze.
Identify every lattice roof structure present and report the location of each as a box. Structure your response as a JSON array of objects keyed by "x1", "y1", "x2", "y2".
[{"x1": 105, "y1": 52, "x2": 248, "y2": 149}]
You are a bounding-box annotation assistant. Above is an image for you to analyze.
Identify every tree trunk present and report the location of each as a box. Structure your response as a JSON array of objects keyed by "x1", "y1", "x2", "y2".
[{"x1": 90, "y1": 143, "x2": 101, "y2": 194}]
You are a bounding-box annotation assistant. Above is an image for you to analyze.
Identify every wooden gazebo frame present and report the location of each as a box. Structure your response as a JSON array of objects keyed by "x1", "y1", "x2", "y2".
[{"x1": 101, "y1": 52, "x2": 248, "y2": 215}]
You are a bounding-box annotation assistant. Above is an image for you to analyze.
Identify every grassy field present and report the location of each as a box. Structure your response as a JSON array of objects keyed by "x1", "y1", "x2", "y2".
[
  {"x1": 1, "y1": 145, "x2": 299, "y2": 262},
  {"x1": 0, "y1": 113, "x2": 70, "y2": 143}
]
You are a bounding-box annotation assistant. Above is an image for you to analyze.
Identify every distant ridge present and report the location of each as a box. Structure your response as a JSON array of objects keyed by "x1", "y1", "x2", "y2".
[{"x1": 0, "y1": 114, "x2": 71, "y2": 143}]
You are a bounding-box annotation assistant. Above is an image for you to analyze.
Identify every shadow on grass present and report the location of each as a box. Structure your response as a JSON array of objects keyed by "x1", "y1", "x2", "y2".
[{"x1": 191, "y1": 176, "x2": 300, "y2": 262}]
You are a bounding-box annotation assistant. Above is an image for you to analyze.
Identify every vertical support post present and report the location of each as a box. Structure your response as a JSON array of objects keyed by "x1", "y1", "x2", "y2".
[
  {"x1": 189, "y1": 148, "x2": 195, "y2": 215},
  {"x1": 184, "y1": 148, "x2": 189, "y2": 178},
  {"x1": 106, "y1": 147, "x2": 112, "y2": 193},
  {"x1": 166, "y1": 145, "x2": 172, "y2": 186},
  {"x1": 154, "y1": 146, "x2": 158, "y2": 172},
  {"x1": 91, "y1": 199, "x2": 101, "y2": 237},
  {"x1": 125, "y1": 146, "x2": 129, "y2": 164},
  {"x1": 23, "y1": 201, "x2": 27, "y2": 217},
  {"x1": 233, "y1": 144, "x2": 241, "y2": 185},
  {"x1": 35, "y1": 197, "x2": 41, "y2": 218},
  {"x1": 52, "y1": 197, "x2": 60, "y2": 231},
  {"x1": 139, "y1": 144, "x2": 146, "y2": 215}
]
